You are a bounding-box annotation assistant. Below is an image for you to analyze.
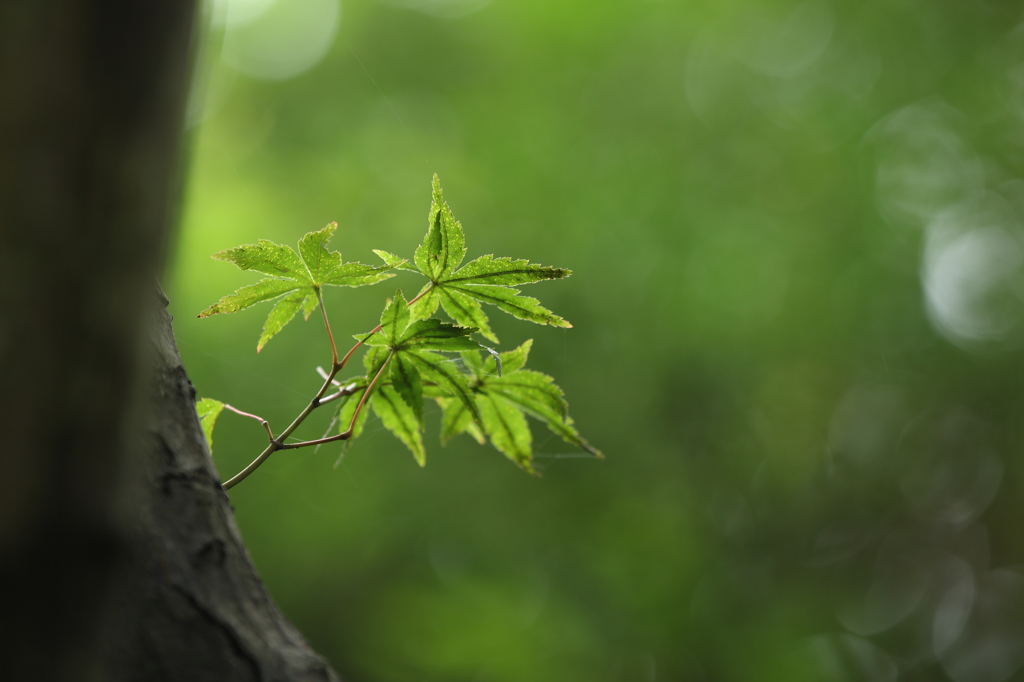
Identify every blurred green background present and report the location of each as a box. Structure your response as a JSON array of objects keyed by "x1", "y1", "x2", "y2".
[{"x1": 169, "y1": 0, "x2": 1024, "y2": 680}]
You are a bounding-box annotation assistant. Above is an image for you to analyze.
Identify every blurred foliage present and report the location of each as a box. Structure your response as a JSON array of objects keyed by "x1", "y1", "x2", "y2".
[{"x1": 170, "y1": 0, "x2": 1024, "y2": 680}]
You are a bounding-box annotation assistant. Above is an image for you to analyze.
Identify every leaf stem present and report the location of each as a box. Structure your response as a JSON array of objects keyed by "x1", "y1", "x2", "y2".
[{"x1": 317, "y1": 288, "x2": 339, "y2": 367}]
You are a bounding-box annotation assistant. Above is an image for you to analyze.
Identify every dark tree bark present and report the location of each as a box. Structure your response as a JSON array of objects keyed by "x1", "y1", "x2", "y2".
[
  {"x1": 0, "y1": 2, "x2": 339, "y2": 680},
  {"x1": 98, "y1": 293, "x2": 340, "y2": 682}
]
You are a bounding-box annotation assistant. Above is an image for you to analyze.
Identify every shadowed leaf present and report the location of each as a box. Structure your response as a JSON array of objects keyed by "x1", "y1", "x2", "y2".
[
  {"x1": 196, "y1": 398, "x2": 225, "y2": 453},
  {"x1": 373, "y1": 386, "x2": 426, "y2": 465}
]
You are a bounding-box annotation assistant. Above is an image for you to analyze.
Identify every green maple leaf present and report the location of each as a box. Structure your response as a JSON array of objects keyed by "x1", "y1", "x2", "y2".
[
  {"x1": 478, "y1": 393, "x2": 534, "y2": 471},
  {"x1": 437, "y1": 396, "x2": 486, "y2": 445},
  {"x1": 199, "y1": 223, "x2": 396, "y2": 351},
  {"x1": 350, "y1": 290, "x2": 486, "y2": 462},
  {"x1": 195, "y1": 397, "x2": 225, "y2": 453},
  {"x1": 372, "y1": 385, "x2": 426, "y2": 465},
  {"x1": 390, "y1": 353, "x2": 423, "y2": 425},
  {"x1": 357, "y1": 290, "x2": 483, "y2": 352},
  {"x1": 374, "y1": 175, "x2": 572, "y2": 344},
  {"x1": 439, "y1": 339, "x2": 601, "y2": 474}
]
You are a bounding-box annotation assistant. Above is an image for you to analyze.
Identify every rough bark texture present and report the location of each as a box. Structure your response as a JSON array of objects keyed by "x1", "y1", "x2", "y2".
[
  {"x1": 98, "y1": 296, "x2": 340, "y2": 682},
  {"x1": 0, "y1": 2, "x2": 340, "y2": 680}
]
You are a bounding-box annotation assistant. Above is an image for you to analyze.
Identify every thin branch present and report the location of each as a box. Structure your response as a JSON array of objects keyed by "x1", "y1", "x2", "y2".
[
  {"x1": 223, "y1": 443, "x2": 276, "y2": 491},
  {"x1": 279, "y1": 352, "x2": 393, "y2": 450},
  {"x1": 223, "y1": 282, "x2": 427, "y2": 490},
  {"x1": 337, "y1": 335, "x2": 367, "y2": 371},
  {"x1": 319, "y1": 382, "x2": 359, "y2": 405},
  {"x1": 224, "y1": 404, "x2": 274, "y2": 441},
  {"x1": 316, "y1": 366, "x2": 342, "y2": 386},
  {"x1": 223, "y1": 361, "x2": 343, "y2": 490}
]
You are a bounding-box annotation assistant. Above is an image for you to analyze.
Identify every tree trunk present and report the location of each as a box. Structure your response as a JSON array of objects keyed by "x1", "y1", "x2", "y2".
[
  {"x1": 98, "y1": 292, "x2": 340, "y2": 682},
  {"x1": 0, "y1": 2, "x2": 339, "y2": 680}
]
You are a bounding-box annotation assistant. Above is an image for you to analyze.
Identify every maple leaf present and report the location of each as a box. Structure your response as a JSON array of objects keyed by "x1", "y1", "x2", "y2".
[
  {"x1": 438, "y1": 339, "x2": 601, "y2": 474},
  {"x1": 202, "y1": 176, "x2": 596, "y2": 490},
  {"x1": 347, "y1": 290, "x2": 486, "y2": 463},
  {"x1": 374, "y1": 175, "x2": 571, "y2": 343},
  {"x1": 199, "y1": 223, "x2": 395, "y2": 351},
  {"x1": 372, "y1": 385, "x2": 426, "y2": 465}
]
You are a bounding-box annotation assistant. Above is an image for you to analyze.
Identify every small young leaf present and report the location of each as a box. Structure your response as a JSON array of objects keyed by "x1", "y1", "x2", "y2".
[
  {"x1": 196, "y1": 398, "x2": 225, "y2": 452},
  {"x1": 373, "y1": 385, "x2": 426, "y2": 465}
]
